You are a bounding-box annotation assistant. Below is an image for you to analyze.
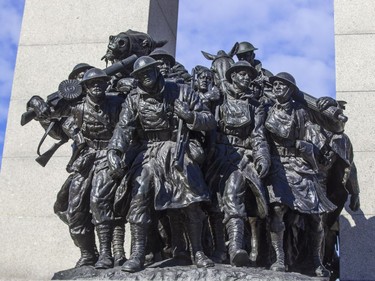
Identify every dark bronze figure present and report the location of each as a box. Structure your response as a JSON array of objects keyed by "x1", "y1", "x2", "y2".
[
  {"x1": 22, "y1": 30, "x2": 360, "y2": 280},
  {"x1": 107, "y1": 56, "x2": 216, "y2": 272},
  {"x1": 264, "y1": 72, "x2": 336, "y2": 277},
  {"x1": 101, "y1": 29, "x2": 167, "y2": 65},
  {"x1": 205, "y1": 61, "x2": 270, "y2": 267}
]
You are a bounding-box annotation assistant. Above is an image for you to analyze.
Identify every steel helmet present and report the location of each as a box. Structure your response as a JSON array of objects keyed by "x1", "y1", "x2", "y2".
[
  {"x1": 237, "y1": 41, "x2": 258, "y2": 54},
  {"x1": 80, "y1": 68, "x2": 111, "y2": 84},
  {"x1": 269, "y1": 72, "x2": 299, "y2": 92},
  {"x1": 130, "y1": 56, "x2": 161, "y2": 77},
  {"x1": 149, "y1": 49, "x2": 176, "y2": 67},
  {"x1": 225, "y1": 61, "x2": 259, "y2": 83},
  {"x1": 68, "y1": 63, "x2": 94, "y2": 80}
]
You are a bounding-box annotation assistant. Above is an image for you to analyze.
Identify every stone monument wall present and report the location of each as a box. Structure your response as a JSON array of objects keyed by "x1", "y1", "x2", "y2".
[
  {"x1": 335, "y1": 0, "x2": 375, "y2": 280},
  {"x1": 0, "y1": 1, "x2": 178, "y2": 280}
]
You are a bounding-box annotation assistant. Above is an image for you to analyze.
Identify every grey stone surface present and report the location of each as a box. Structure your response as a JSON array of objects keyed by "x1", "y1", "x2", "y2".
[
  {"x1": 0, "y1": 216, "x2": 75, "y2": 280},
  {"x1": 0, "y1": 1, "x2": 178, "y2": 280},
  {"x1": 335, "y1": 35, "x2": 375, "y2": 92},
  {"x1": 51, "y1": 264, "x2": 329, "y2": 281},
  {"x1": 335, "y1": 0, "x2": 375, "y2": 280},
  {"x1": 19, "y1": 0, "x2": 150, "y2": 45},
  {"x1": 335, "y1": 0, "x2": 375, "y2": 35}
]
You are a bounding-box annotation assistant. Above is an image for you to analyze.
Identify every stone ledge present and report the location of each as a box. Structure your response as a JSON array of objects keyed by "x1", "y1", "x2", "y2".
[{"x1": 52, "y1": 264, "x2": 328, "y2": 281}]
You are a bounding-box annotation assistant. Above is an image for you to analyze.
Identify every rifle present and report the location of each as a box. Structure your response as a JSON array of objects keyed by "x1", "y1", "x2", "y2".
[
  {"x1": 20, "y1": 54, "x2": 138, "y2": 126},
  {"x1": 34, "y1": 120, "x2": 68, "y2": 167},
  {"x1": 21, "y1": 55, "x2": 138, "y2": 167},
  {"x1": 174, "y1": 68, "x2": 196, "y2": 172}
]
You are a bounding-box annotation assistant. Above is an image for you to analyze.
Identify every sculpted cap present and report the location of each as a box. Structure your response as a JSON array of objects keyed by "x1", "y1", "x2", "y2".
[
  {"x1": 237, "y1": 41, "x2": 258, "y2": 54},
  {"x1": 149, "y1": 49, "x2": 176, "y2": 66},
  {"x1": 225, "y1": 61, "x2": 258, "y2": 83},
  {"x1": 68, "y1": 63, "x2": 94, "y2": 79},
  {"x1": 269, "y1": 72, "x2": 299, "y2": 92},
  {"x1": 130, "y1": 56, "x2": 161, "y2": 77},
  {"x1": 80, "y1": 68, "x2": 111, "y2": 84}
]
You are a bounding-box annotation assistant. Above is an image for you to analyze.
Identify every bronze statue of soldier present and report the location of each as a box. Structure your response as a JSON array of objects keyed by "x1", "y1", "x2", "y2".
[
  {"x1": 107, "y1": 56, "x2": 216, "y2": 272},
  {"x1": 205, "y1": 61, "x2": 270, "y2": 267},
  {"x1": 264, "y1": 72, "x2": 336, "y2": 277}
]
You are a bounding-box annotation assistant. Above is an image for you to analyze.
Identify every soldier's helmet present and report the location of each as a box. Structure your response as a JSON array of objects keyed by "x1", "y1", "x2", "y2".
[
  {"x1": 68, "y1": 63, "x2": 94, "y2": 79},
  {"x1": 195, "y1": 65, "x2": 211, "y2": 77},
  {"x1": 80, "y1": 68, "x2": 111, "y2": 84},
  {"x1": 269, "y1": 72, "x2": 299, "y2": 93},
  {"x1": 149, "y1": 49, "x2": 176, "y2": 67},
  {"x1": 237, "y1": 41, "x2": 258, "y2": 54},
  {"x1": 225, "y1": 61, "x2": 258, "y2": 83},
  {"x1": 130, "y1": 56, "x2": 162, "y2": 77}
]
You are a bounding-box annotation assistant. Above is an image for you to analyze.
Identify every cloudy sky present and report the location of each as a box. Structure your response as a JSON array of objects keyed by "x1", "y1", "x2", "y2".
[{"x1": 0, "y1": 0, "x2": 335, "y2": 168}]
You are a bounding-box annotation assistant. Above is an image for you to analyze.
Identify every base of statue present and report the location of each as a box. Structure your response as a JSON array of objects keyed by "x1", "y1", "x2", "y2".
[{"x1": 52, "y1": 261, "x2": 329, "y2": 281}]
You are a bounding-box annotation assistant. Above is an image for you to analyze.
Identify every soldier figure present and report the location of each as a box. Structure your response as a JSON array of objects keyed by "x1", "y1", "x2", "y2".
[
  {"x1": 107, "y1": 56, "x2": 216, "y2": 272},
  {"x1": 235, "y1": 41, "x2": 273, "y2": 101},
  {"x1": 264, "y1": 72, "x2": 336, "y2": 277},
  {"x1": 205, "y1": 61, "x2": 270, "y2": 267},
  {"x1": 28, "y1": 68, "x2": 126, "y2": 269},
  {"x1": 149, "y1": 49, "x2": 191, "y2": 83},
  {"x1": 194, "y1": 65, "x2": 221, "y2": 110}
]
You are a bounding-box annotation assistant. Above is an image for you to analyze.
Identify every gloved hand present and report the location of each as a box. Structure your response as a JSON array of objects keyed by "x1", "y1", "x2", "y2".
[
  {"x1": 316, "y1": 97, "x2": 338, "y2": 111},
  {"x1": 174, "y1": 99, "x2": 194, "y2": 123},
  {"x1": 107, "y1": 149, "x2": 125, "y2": 179},
  {"x1": 27, "y1": 96, "x2": 50, "y2": 120}
]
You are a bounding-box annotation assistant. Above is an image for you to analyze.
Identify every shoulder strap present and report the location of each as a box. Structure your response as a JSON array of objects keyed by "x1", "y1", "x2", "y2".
[{"x1": 295, "y1": 107, "x2": 305, "y2": 140}]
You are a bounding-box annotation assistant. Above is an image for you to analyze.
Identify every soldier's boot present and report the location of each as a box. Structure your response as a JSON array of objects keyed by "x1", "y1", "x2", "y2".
[
  {"x1": 311, "y1": 229, "x2": 331, "y2": 277},
  {"x1": 121, "y1": 223, "x2": 147, "y2": 273},
  {"x1": 95, "y1": 223, "x2": 114, "y2": 269},
  {"x1": 248, "y1": 217, "x2": 259, "y2": 266},
  {"x1": 112, "y1": 222, "x2": 126, "y2": 267},
  {"x1": 270, "y1": 231, "x2": 286, "y2": 272},
  {"x1": 72, "y1": 231, "x2": 98, "y2": 268},
  {"x1": 209, "y1": 213, "x2": 227, "y2": 263},
  {"x1": 186, "y1": 222, "x2": 215, "y2": 268},
  {"x1": 226, "y1": 218, "x2": 250, "y2": 267}
]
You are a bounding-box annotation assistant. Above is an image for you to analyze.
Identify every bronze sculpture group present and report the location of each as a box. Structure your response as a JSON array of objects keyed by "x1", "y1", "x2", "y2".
[{"x1": 22, "y1": 30, "x2": 360, "y2": 278}]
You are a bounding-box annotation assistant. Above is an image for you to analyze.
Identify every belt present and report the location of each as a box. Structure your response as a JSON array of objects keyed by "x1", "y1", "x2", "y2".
[
  {"x1": 140, "y1": 130, "x2": 172, "y2": 142},
  {"x1": 85, "y1": 139, "x2": 109, "y2": 150},
  {"x1": 216, "y1": 134, "x2": 251, "y2": 148}
]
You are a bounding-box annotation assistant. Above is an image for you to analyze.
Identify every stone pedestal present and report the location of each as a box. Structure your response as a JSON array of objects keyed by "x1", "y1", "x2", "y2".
[
  {"x1": 335, "y1": 0, "x2": 375, "y2": 280},
  {"x1": 0, "y1": 1, "x2": 178, "y2": 280}
]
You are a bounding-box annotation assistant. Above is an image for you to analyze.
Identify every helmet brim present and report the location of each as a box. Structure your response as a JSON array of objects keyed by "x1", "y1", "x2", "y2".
[
  {"x1": 130, "y1": 61, "x2": 162, "y2": 77},
  {"x1": 225, "y1": 64, "x2": 258, "y2": 83},
  {"x1": 269, "y1": 76, "x2": 299, "y2": 93}
]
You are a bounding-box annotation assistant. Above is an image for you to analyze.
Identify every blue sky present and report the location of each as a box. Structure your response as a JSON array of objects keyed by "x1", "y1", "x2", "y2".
[{"x1": 0, "y1": 0, "x2": 335, "y2": 168}]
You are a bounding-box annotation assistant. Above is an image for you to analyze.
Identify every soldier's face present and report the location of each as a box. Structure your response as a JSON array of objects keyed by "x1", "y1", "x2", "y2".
[
  {"x1": 197, "y1": 72, "x2": 212, "y2": 92},
  {"x1": 76, "y1": 71, "x2": 85, "y2": 81},
  {"x1": 231, "y1": 70, "x2": 251, "y2": 90},
  {"x1": 273, "y1": 80, "x2": 291, "y2": 102},
  {"x1": 237, "y1": 52, "x2": 255, "y2": 65},
  {"x1": 138, "y1": 67, "x2": 158, "y2": 89},
  {"x1": 157, "y1": 58, "x2": 171, "y2": 77},
  {"x1": 86, "y1": 79, "x2": 108, "y2": 99}
]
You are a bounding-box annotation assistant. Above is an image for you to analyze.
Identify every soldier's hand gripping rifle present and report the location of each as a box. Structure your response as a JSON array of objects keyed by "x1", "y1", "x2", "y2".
[
  {"x1": 293, "y1": 90, "x2": 348, "y2": 123},
  {"x1": 174, "y1": 68, "x2": 196, "y2": 172}
]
